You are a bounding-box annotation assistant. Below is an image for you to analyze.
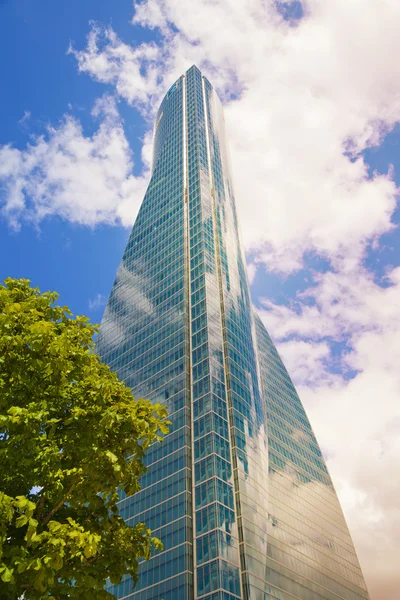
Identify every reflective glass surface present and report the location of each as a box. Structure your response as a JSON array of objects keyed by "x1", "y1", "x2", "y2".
[
  {"x1": 255, "y1": 314, "x2": 369, "y2": 600},
  {"x1": 98, "y1": 65, "x2": 369, "y2": 599}
]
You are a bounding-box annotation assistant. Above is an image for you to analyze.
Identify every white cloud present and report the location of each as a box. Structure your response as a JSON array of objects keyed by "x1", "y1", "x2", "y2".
[
  {"x1": 18, "y1": 110, "x2": 31, "y2": 128},
  {"x1": 88, "y1": 292, "x2": 107, "y2": 311},
  {"x1": 276, "y1": 339, "x2": 337, "y2": 386},
  {"x1": 258, "y1": 263, "x2": 400, "y2": 599},
  {"x1": 300, "y1": 342, "x2": 400, "y2": 600},
  {"x1": 66, "y1": 3, "x2": 400, "y2": 596},
  {"x1": 246, "y1": 261, "x2": 257, "y2": 285},
  {"x1": 0, "y1": 95, "x2": 150, "y2": 229},
  {"x1": 68, "y1": 25, "x2": 164, "y2": 116},
  {"x1": 260, "y1": 265, "x2": 400, "y2": 342},
  {"x1": 258, "y1": 298, "x2": 339, "y2": 340},
  {"x1": 68, "y1": 1, "x2": 400, "y2": 272},
  {"x1": 1, "y1": 1, "x2": 400, "y2": 596}
]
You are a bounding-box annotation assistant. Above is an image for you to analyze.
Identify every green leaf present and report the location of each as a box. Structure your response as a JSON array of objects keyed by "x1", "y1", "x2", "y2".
[
  {"x1": 0, "y1": 277, "x2": 169, "y2": 596},
  {"x1": 15, "y1": 514, "x2": 28, "y2": 528},
  {"x1": 84, "y1": 544, "x2": 97, "y2": 559},
  {"x1": 14, "y1": 495, "x2": 28, "y2": 509},
  {"x1": 29, "y1": 517, "x2": 38, "y2": 528},
  {"x1": 106, "y1": 450, "x2": 118, "y2": 463},
  {"x1": 33, "y1": 569, "x2": 46, "y2": 592},
  {"x1": 0, "y1": 566, "x2": 14, "y2": 583},
  {"x1": 53, "y1": 554, "x2": 63, "y2": 571}
]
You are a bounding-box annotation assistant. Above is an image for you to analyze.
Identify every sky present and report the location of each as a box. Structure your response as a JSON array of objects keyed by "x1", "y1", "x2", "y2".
[{"x1": 1, "y1": 1, "x2": 399, "y2": 598}]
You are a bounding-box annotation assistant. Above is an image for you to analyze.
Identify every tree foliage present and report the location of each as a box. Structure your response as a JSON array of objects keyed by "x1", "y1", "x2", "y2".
[{"x1": 0, "y1": 278, "x2": 169, "y2": 599}]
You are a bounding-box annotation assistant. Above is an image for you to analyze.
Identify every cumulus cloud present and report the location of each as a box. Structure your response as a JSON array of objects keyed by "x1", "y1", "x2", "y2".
[
  {"x1": 1, "y1": 0, "x2": 400, "y2": 596},
  {"x1": 60, "y1": 2, "x2": 400, "y2": 596},
  {"x1": 259, "y1": 263, "x2": 400, "y2": 599},
  {"x1": 68, "y1": 25, "x2": 164, "y2": 116},
  {"x1": 70, "y1": 1, "x2": 400, "y2": 270},
  {"x1": 0, "y1": 95, "x2": 150, "y2": 229},
  {"x1": 275, "y1": 339, "x2": 336, "y2": 386},
  {"x1": 6, "y1": 1, "x2": 399, "y2": 271},
  {"x1": 302, "y1": 340, "x2": 400, "y2": 600}
]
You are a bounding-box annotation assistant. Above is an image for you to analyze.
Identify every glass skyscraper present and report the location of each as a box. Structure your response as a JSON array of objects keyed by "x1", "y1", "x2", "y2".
[{"x1": 97, "y1": 65, "x2": 370, "y2": 600}]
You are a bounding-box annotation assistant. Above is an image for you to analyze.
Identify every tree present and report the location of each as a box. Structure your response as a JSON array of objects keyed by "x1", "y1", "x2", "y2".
[{"x1": 0, "y1": 278, "x2": 169, "y2": 599}]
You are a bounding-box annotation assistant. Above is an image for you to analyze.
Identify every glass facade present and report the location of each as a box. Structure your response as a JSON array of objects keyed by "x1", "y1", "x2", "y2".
[{"x1": 97, "y1": 65, "x2": 370, "y2": 600}]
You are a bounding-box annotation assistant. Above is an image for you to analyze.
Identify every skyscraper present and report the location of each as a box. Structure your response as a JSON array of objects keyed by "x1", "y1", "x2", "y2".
[{"x1": 97, "y1": 65, "x2": 370, "y2": 600}]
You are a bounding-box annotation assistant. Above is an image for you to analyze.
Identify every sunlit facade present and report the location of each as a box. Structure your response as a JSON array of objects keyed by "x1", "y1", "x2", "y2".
[{"x1": 97, "y1": 65, "x2": 369, "y2": 600}]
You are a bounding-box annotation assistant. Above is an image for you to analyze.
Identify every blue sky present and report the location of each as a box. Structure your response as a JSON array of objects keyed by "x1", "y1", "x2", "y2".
[
  {"x1": 1, "y1": 1, "x2": 400, "y2": 597},
  {"x1": 0, "y1": 0, "x2": 139, "y2": 319},
  {"x1": 1, "y1": 0, "x2": 398, "y2": 321}
]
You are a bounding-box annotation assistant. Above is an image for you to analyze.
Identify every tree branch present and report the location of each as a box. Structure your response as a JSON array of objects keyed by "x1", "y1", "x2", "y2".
[
  {"x1": 41, "y1": 479, "x2": 80, "y2": 527},
  {"x1": 33, "y1": 486, "x2": 48, "y2": 521}
]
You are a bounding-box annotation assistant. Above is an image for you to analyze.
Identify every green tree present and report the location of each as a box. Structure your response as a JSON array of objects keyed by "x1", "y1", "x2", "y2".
[{"x1": 0, "y1": 278, "x2": 169, "y2": 599}]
